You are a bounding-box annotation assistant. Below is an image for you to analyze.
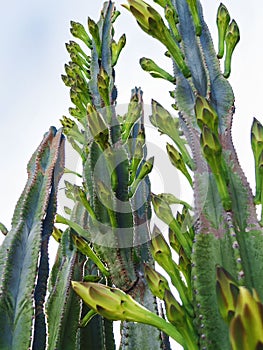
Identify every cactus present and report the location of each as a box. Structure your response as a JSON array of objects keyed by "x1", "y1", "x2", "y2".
[
  {"x1": 1, "y1": 1, "x2": 263, "y2": 350},
  {"x1": 0, "y1": 127, "x2": 64, "y2": 349},
  {"x1": 58, "y1": 2, "x2": 167, "y2": 349},
  {"x1": 125, "y1": 0, "x2": 263, "y2": 349}
]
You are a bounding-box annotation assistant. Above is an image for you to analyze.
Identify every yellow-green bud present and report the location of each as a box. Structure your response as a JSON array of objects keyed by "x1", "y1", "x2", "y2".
[
  {"x1": 216, "y1": 266, "x2": 239, "y2": 324},
  {"x1": 216, "y1": 3, "x2": 230, "y2": 59},
  {"x1": 140, "y1": 57, "x2": 176, "y2": 83},
  {"x1": 164, "y1": 290, "x2": 185, "y2": 327},
  {"x1": 224, "y1": 19, "x2": 240, "y2": 78},
  {"x1": 87, "y1": 103, "x2": 109, "y2": 149},
  {"x1": 88, "y1": 17, "x2": 101, "y2": 57},
  {"x1": 186, "y1": 0, "x2": 202, "y2": 36},
  {"x1": 144, "y1": 263, "x2": 170, "y2": 299},
  {"x1": 194, "y1": 95, "x2": 219, "y2": 132},
  {"x1": 230, "y1": 287, "x2": 263, "y2": 350},
  {"x1": 112, "y1": 34, "x2": 126, "y2": 66},
  {"x1": 123, "y1": 0, "x2": 191, "y2": 77}
]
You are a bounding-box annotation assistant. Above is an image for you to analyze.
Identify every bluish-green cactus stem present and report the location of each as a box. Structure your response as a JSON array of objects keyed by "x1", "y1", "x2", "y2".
[{"x1": 0, "y1": 127, "x2": 64, "y2": 350}]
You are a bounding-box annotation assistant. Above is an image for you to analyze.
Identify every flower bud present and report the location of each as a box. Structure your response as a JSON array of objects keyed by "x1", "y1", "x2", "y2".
[
  {"x1": 216, "y1": 266, "x2": 239, "y2": 324},
  {"x1": 123, "y1": 0, "x2": 190, "y2": 77},
  {"x1": 224, "y1": 20, "x2": 240, "y2": 78},
  {"x1": 186, "y1": 0, "x2": 202, "y2": 36},
  {"x1": 216, "y1": 3, "x2": 230, "y2": 58},
  {"x1": 88, "y1": 17, "x2": 101, "y2": 57},
  {"x1": 194, "y1": 95, "x2": 219, "y2": 132},
  {"x1": 230, "y1": 287, "x2": 263, "y2": 350},
  {"x1": 140, "y1": 57, "x2": 176, "y2": 83},
  {"x1": 166, "y1": 143, "x2": 193, "y2": 186},
  {"x1": 87, "y1": 103, "x2": 109, "y2": 149},
  {"x1": 70, "y1": 21, "x2": 92, "y2": 49},
  {"x1": 144, "y1": 263, "x2": 170, "y2": 299},
  {"x1": 112, "y1": 34, "x2": 126, "y2": 66}
]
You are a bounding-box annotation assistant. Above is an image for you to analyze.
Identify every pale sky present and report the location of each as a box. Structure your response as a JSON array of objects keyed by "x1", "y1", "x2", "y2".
[
  {"x1": 1, "y1": 1, "x2": 262, "y2": 349},
  {"x1": 1, "y1": 0, "x2": 262, "y2": 227}
]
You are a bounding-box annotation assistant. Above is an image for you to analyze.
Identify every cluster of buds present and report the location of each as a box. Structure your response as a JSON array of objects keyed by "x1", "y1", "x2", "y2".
[
  {"x1": 216, "y1": 3, "x2": 240, "y2": 78},
  {"x1": 151, "y1": 100, "x2": 194, "y2": 169},
  {"x1": 150, "y1": 225, "x2": 193, "y2": 316},
  {"x1": 144, "y1": 262, "x2": 197, "y2": 348},
  {"x1": 123, "y1": 0, "x2": 191, "y2": 77},
  {"x1": 195, "y1": 95, "x2": 231, "y2": 210},
  {"x1": 151, "y1": 194, "x2": 192, "y2": 258},
  {"x1": 166, "y1": 143, "x2": 193, "y2": 186}
]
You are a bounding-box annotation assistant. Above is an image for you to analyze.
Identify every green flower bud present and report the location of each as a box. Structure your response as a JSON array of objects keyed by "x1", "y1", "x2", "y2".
[
  {"x1": 70, "y1": 88, "x2": 86, "y2": 113},
  {"x1": 216, "y1": 266, "x2": 239, "y2": 324},
  {"x1": 186, "y1": 0, "x2": 202, "y2": 36},
  {"x1": 251, "y1": 118, "x2": 263, "y2": 161},
  {"x1": 72, "y1": 281, "x2": 160, "y2": 323},
  {"x1": 140, "y1": 57, "x2": 176, "y2": 83},
  {"x1": 66, "y1": 40, "x2": 90, "y2": 61},
  {"x1": 52, "y1": 226, "x2": 62, "y2": 243},
  {"x1": 88, "y1": 17, "x2": 101, "y2": 57},
  {"x1": 72, "y1": 234, "x2": 110, "y2": 277},
  {"x1": 112, "y1": 34, "x2": 126, "y2": 66},
  {"x1": 123, "y1": 0, "x2": 191, "y2": 77},
  {"x1": 164, "y1": 290, "x2": 185, "y2": 327},
  {"x1": 150, "y1": 225, "x2": 172, "y2": 259},
  {"x1": 87, "y1": 103, "x2": 109, "y2": 149},
  {"x1": 200, "y1": 126, "x2": 222, "y2": 158},
  {"x1": 166, "y1": 143, "x2": 193, "y2": 186},
  {"x1": 153, "y1": 0, "x2": 167, "y2": 7},
  {"x1": 164, "y1": 5, "x2": 181, "y2": 42},
  {"x1": 151, "y1": 100, "x2": 194, "y2": 170},
  {"x1": 129, "y1": 157, "x2": 154, "y2": 197},
  {"x1": 144, "y1": 263, "x2": 170, "y2": 299},
  {"x1": 158, "y1": 193, "x2": 192, "y2": 209},
  {"x1": 230, "y1": 287, "x2": 263, "y2": 350},
  {"x1": 60, "y1": 116, "x2": 85, "y2": 144},
  {"x1": 137, "y1": 156, "x2": 154, "y2": 180},
  {"x1": 251, "y1": 118, "x2": 263, "y2": 204},
  {"x1": 151, "y1": 193, "x2": 175, "y2": 225},
  {"x1": 216, "y1": 3, "x2": 230, "y2": 58},
  {"x1": 122, "y1": 97, "x2": 142, "y2": 142},
  {"x1": 70, "y1": 21, "x2": 92, "y2": 49},
  {"x1": 129, "y1": 140, "x2": 144, "y2": 184},
  {"x1": 200, "y1": 127, "x2": 231, "y2": 210},
  {"x1": 97, "y1": 67, "x2": 111, "y2": 106},
  {"x1": 224, "y1": 20, "x2": 240, "y2": 78},
  {"x1": 194, "y1": 95, "x2": 219, "y2": 132}
]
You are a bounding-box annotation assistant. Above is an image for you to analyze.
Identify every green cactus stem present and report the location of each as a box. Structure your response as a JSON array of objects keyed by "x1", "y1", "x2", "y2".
[{"x1": 0, "y1": 127, "x2": 64, "y2": 350}]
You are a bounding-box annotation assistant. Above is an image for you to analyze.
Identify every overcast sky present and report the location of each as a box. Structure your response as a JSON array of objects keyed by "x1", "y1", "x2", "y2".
[
  {"x1": 1, "y1": 0, "x2": 262, "y2": 227},
  {"x1": 1, "y1": 1, "x2": 262, "y2": 349}
]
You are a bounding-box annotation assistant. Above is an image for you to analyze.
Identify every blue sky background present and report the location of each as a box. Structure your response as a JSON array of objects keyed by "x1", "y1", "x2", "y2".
[{"x1": 0, "y1": 1, "x2": 263, "y2": 349}]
